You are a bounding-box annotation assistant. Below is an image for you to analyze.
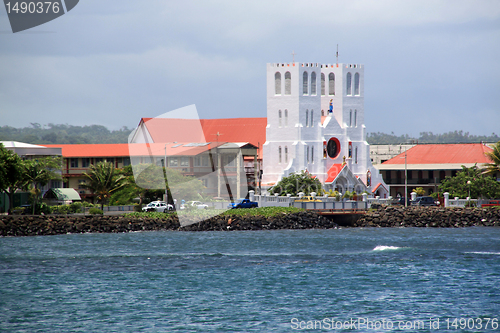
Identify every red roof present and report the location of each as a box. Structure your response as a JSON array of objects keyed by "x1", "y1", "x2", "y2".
[
  {"x1": 325, "y1": 163, "x2": 346, "y2": 183},
  {"x1": 382, "y1": 143, "x2": 493, "y2": 165},
  {"x1": 44, "y1": 144, "x2": 130, "y2": 157},
  {"x1": 372, "y1": 182, "x2": 388, "y2": 193},
  {"x1": 44, "y1": 142, "x2": 230, "y2": 158},
  {"x1": 141, "y1": 117, "x2": 266, "y2": 148}
]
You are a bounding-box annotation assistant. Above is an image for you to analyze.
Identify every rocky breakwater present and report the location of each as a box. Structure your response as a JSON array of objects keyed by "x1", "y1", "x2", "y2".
[
  {"x1": 354, "y1": 205, "x2": 500, "y2": 228},
  {"x1": 0, "y1": 211, "x2": 338, "y2": 237}
]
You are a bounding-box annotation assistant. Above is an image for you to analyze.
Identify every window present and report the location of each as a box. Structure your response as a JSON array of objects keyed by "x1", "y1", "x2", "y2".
[
  {"x1": 328, "y1": 73, "x2": 335, "y2": 95},
  {"x1": 311, "y1": 147, "x2": 314, "y2": 163},
  {"x1": 78, "y1": 179, "x2": 86, "y2": 189},
  {"x1": 285, "y1": 146, "x2": 288, "y2": 163},
  {"x1": 226, "y1": 154, "x2": 236, "y2": 166},
  {"x1": 354, "y1": 72, "x2": 360, "y2": 95},
  {"x1": 81, "y1": 158, "x2": 90, "y2": 168},
  {"x1": 202, "y1": 155, "x2": 209, "y2": 167},
  {"x1": 285, "y1": 72, "x2": 291, "y2": 95},
  {"x1": 355, "y1": 147, "x2": 358, "y2": 164},
  {"x1": 279, "y1": 146, "x2": 282, "y2": 163},
  {"x1": 169, "y1": 157, "x2": 178, "y2": 166},
  {"x1": 321, "y1": 73, "x2": 325, "y2": 96},
  {"x1": 107, "y1": 158, "x2": 114, "y2": 164},
  {"x1": 429, "y1": 170, "x2": 434, "y2": 180},
  {"x1": 349, "y1": 110, "x2": 352, "y2": 127},
  {"x1": 275, "y1": 72, "x2": 281, "y2": 95},
  {"x1": 303, "y1": 71, "x2": 308, "y2": 95},
  {"x1": 307, "y1": 146, "x2": 310, "y2": 163},
  {"x1": 346, "y1": 72, "x2": 352, "y2": 95},
  {"x1": 311, "y1": 72, "x2": 316, "y2": 95},
  {"x1": 310, "y1": 110, "x2": 314, "y2": 127},
  {"x1": 194, "y1": 156, "x2": 201, "y2": 166},
  {"x1": 284, "y1": 109, "x2": 288, "y2": 127},
  {"x1": 123, "y1": 157, "x2": 131, "y2": 166},
  {"x1": 70, "y1": 158, "x2": 78, "y2": 168},
  {"x1": 305, "y1": 110, "x2": 309, "y2": 127},
  {"x1": 354, "y1": 110, "x2": 357, "y2": 127},
  {"x1": 279, "y1": 110, "x2": 282, "y2": 128},
  {"x1": 180, "y1": 157, "x2": 189, "y2": 167},
  {"x1": 95, "y1": 158, "x2": 103, "y2": 163},
  {"x1": 156, "y1": 158, "x2": 163, "y2": 166}
]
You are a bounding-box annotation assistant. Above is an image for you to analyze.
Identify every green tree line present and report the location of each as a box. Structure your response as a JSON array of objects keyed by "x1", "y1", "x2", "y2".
[
  {"x1": 366, "y1": 131, "x2": 500, "y2": 145},
  {"x1": 0, "y1": 123, "x2": 132, "y2": 144}
]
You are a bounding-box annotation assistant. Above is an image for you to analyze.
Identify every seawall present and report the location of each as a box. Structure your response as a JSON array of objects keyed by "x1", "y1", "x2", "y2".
[
  {"x1": 355, "y1": 205, "x2": 500, "y2": 227},
  {"x1": 0, "y1": 211, "x2": 338, "y2": 237}
]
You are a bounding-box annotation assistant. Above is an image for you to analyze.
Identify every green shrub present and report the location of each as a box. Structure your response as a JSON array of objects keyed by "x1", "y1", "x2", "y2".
[
  {"x1": 51, "y1": 205, "x2": 70, "y2": 214},
  {"x1": 69, "y1": 201, "x2": 83, "y2": 213},
  {"x1": 89, "y1": 208, "x2": 103, "y2": 215}
]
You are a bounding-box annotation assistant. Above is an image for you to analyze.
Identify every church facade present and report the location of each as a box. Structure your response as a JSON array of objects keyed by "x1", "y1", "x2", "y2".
[{"x1": 262, "y1": 61, "x2": 388, "y2": 197}]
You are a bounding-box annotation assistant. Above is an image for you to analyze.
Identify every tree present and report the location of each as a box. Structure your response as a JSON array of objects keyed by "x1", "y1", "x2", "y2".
[
  {"x1": 412, "y1": 187, "x2": 426, "y2": 196},
  {"x1": 0, "y1": 144, "x2": 25, "y2": 214},
  {"x1": 439, "y1": 165, "x2": 500, "y2": 199},
  {"x1": 268, "y1": 170, "x2": 322, "y2": 196},
  {"x1": 110, "y1": 164, "x2": 207, "y2": 205},
  {"x1": 82, "y1": 161, "x2": 127, "y2": 210},
  {"x1": 483, "y1": 141, "x2": 500, "y2": 177},
  {"x1": 23, "y1": 157, "x2": 62, "y2": 214}
]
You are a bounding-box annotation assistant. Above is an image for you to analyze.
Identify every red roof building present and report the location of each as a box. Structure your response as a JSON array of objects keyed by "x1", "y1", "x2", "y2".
[{"x1": 377, "y1": 143, "x2": 494, "y2": 198}]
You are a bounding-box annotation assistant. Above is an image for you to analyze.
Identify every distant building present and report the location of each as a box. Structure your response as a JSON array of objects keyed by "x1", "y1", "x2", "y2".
[{"x1": 376, "y1": 143, "x2": 495, "y2": 198}]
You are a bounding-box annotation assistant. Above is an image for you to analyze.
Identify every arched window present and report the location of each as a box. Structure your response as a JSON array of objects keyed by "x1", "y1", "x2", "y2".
[
  {"x1": 311, "y1": 72, "x2": 316, "y2": 95},
  {"x1": 285, "y1": 146, "x2": 288, "y2": 163},
  {"x1": 305, "y1": 109, "x2": 309, "y2": 127},
  {"x1": 354, "y1": 110, "x2": 357, "y2": 127},
  {"x1": 310, "y1": 110, "x2": 314, "y2": 127},
  {"x1": 279, "y1": 146, "x2": 282, "y2": 164},
  {"x1": 349, "y1": 110, "x2": 352, "y2": 127},
  {"x1": 307, "y1": 146, "x2": 310, "y2": 163},
  {"x1": 346, "y1": 72, "x2": 352, "y2": 95},
  {"x1": 321, "y1": 73, "x2": 325, "y2": 96},
  {"x1": 354, "y1": 72, "x2": 360, "y2": 95},
  {"x1": 311, "y1": 147, "x2": 314, "y2": 163},
  {"x1": 303, "y1": 71, "x2": 308, "y2": 95},
  {"x1": 278, "y1": 110, "x2": 282, "y2": 128},
  {"x1": 328, "y1": 73, "x2": 335, "y2": 95},
  {"x1": 285, "y1": 72, "x2": 291, "y2": 95},
  {"x1": 275, "y1": 72, "x2": 281, "y2": 95},
  {"x1": 355, "y1": 147, "x2": 358, "y2": 164},
  {"x1": 284, "y1": 109, "x2": 288, "y2": 127}
]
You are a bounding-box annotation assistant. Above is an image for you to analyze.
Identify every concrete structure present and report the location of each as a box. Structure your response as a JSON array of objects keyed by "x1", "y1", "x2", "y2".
[{"x1": 262, "y1": 62, "x2": 388, "y2": 197}]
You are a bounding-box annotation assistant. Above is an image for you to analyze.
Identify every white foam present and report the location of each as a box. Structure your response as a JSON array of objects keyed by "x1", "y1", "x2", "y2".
[
  {"x1": 466, "y1": 251, "x2": 500, "y2": 255},
  {"x1": 373, "y1": 245, "x2": 401, "y2": 251}
]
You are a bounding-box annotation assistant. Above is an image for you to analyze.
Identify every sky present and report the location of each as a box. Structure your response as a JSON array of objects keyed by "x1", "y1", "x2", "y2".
[{"x1": 0, "y1": 0, "x2": 499, "y2": 137}]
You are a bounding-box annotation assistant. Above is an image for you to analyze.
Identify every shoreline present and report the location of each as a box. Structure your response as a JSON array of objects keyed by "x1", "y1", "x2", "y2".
[{"x1": 0, "y1": 207, "x2": 499, "y2": 237}]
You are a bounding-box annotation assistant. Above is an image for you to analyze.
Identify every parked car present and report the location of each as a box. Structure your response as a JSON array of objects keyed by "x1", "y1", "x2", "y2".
[
  {"x1": 410, "y1": 196, "x2": 437, "y2": 206},
  {"x1": 181, "y1": 201, "x2": 209, "y2": 210},
  {"x1": 393, "y1": 197, "x2": 411, "y2": 206},
  {"x1": 142, "y1": 201, "x2": 174, "y2": 212},
  {"x1": 294, "y1": 196, "x2": 322, "y2": 202},
  {"x1": 481, "y1": 200, "x2": 500, "y2": 207},
  {"x1": 228, "y1": 198, "x2": 258, "y2": 209}
]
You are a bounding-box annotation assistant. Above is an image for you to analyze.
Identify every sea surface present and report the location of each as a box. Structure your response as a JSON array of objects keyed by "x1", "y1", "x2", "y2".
[{"x1": 1, "y1": 227, "x2": 499, "y2": 332}]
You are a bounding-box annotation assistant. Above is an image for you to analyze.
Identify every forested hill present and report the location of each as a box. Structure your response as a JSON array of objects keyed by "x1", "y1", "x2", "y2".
[
  {"x1": 0, "y1": 123, "x2": 498, "y2": 145},
  {"x1": 0, "y1": 123, "x2": 132, "y2": 144},
  {"x1": 366, "y1": 131, "x2": 500, "y2": 145}
]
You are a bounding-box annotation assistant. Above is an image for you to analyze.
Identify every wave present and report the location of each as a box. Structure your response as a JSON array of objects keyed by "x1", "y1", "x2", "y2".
[
  {"x1": 372, "y1": 245, "x2": 401, "y2": 251},
  {"x1": 465, "y1": 251, "x2": 500, "y2": 255}
]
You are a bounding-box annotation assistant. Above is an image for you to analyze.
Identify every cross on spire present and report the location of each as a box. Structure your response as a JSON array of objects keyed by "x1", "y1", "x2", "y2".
[
  {"x1": 336, "y1": 44, "x2": 339, "y2": 67},
  {"x1": 291, "y1": 50, "x2": 296, "y2": 63}
]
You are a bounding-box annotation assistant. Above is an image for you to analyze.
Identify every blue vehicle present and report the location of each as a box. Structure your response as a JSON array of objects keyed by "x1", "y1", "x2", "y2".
[{"x1": 228, "y1": 198, "x2": 258, "y2": 209}]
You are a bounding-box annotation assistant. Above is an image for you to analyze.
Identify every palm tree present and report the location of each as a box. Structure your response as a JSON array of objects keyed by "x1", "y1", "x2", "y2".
[
  {"x1": 483, "y1": 141, "x2": 500, "y2": 177},
  {"x1": 82, "y1": 161, "x2": 127, "y2": 210}
]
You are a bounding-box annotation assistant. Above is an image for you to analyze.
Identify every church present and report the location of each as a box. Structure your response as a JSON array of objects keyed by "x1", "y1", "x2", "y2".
[
  {"x1": 125, "y1": 59, "x2": 389, "y2": 199},
  {"x1": 261, "y1": 61, "x2": 388, "y2": 197}
]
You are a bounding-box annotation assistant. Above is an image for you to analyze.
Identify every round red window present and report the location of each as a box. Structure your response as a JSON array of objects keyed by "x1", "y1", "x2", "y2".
[{"x1": 327, "y1": 137, "x2": 341, "y2": 159}]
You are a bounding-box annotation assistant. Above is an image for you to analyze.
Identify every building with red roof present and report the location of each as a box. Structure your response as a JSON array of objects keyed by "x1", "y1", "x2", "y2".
[{"x1": 377, "y1": 143, "x2": 494, "y2": 198}]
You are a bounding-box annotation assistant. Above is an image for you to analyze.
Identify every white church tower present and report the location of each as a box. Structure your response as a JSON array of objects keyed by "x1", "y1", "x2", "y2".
[{"x1": 262, "y1": 60, "x2": 388, "y2": 197}]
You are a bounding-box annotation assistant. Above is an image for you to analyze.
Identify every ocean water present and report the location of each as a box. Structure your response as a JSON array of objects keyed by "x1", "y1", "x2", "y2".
[{"x1": 1, "y1": 228, "x2": 499, "y2": 332}]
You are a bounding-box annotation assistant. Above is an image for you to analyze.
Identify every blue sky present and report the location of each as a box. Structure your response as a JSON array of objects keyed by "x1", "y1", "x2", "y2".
[{"x1": 1, "y1": 0, "x2": 499, "y2": 137}]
